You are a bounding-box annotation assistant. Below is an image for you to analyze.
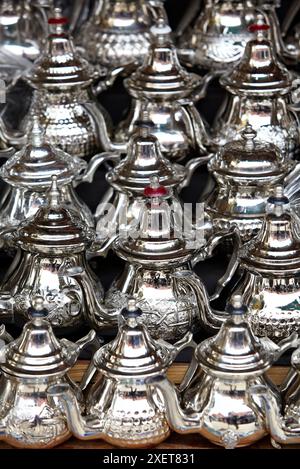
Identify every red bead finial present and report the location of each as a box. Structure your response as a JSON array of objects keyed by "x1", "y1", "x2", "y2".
[
  {"x1": 48, "y1": 17, "x2": 69, "y2": 25},
  {"x1": 248, "y1": 23, "x2": 270, "y2": 33},
  {"x1": 143, "y1": 176, "x2": 168, "y2": 198}
]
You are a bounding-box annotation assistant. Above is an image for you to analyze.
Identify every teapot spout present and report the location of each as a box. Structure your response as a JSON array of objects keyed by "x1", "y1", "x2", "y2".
[
  {"x1": 65, "y1": 267, "x2": 118, "y2": 327},
  {"x1": 83, "y1": 103, "x2": 126, "y2": 153},
  {"x1": 249, "y1": 385, "x2": 300, "y2": 445},
  {"x1": 150, "y1": 377, "x2": 201, "y2": 434},
  {"x1": 179, "y1": 154, "x2": 213, "y2": 190},
  {"x1": 47, "y1": 383, "x2": 105, "y2": 440}
]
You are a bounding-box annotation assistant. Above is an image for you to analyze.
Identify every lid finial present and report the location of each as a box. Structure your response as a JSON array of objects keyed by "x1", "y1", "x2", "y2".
[
  {"x1": 121, "y1": 298, "x2": 143, "y2": 328},
  {"x1": 144, "y1": 175, "x2": 168, "y2": 198},
  {"x1": 248, "y1": 15, "x2": 270, "y2": 41},
  {"x1": 28, "y1": 295, "x2": 48, "y2": 320},
  {"x1": 267, "y1": 185, "x2": 289, "y2": 217},
  {"x1": 48, "y1": 175, "x2": 60, "y2": 208},
  {"x1": 226, "y1": 295, "x2": 248, "y2": 321},
  {"x1": 150, "y1": 18, "x2": 172, "y2": 43},
  {"x1": 241, "y1": 124, "x2": 257, "y2": 150},
  {"x1": 30, "y1": 116, "x2": 44, "y2": 147}
]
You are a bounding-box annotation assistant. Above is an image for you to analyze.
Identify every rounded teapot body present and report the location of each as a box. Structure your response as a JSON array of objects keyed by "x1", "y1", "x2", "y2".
[
  {"x1": 86, "y1": 374, "x2": 170, "y2": 448},
  {"x1": 79, "y1": 0, "x2": 153, "y2": 67},
  {"x1": 206, "y1": 183, "x2": 282, "y2": 242},
  {"x1": 0, "y1": 373, "x2": 79, "y2": 448},
  {"x1": 232, "y1": 270, "x2": 300, "y2": 341},
  {"x1": 105, "y1": 263, "x2": 202, "y2": 342},
  {"x1": 0, "y1": 184, "x2": 94, "y2": 230},
  {"x1": 1, "y1": 251, "x2": 104, "y2": 333},
  {"x1": 179, "y1": 0, "x2": 258, "y2": 70},
  {"x1": 183, "y1": 371, "x2": 278, "y2": 448},
  {"x1": 23, "y1": 89, "x2": 110, "y2": 160},
  {"x1": 115, "y1": 99, "x2": 201, "y2": 162},
  {"x1": 212, "y1": 94, "x2": 299, "y2": 159}
]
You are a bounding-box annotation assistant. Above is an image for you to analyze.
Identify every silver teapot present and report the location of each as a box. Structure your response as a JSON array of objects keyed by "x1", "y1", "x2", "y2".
[
  {"x1": 77, "y1": 0, "x2": 167, "y2": 70},
  {"x1": 0, "y1": 118, "x2": 118, "y2": 229},
  {"x1": 205, "y1": 125, "x2": 295, "y2": 242},
  {"x1": 212, "y1": 21, "x2": 300, "y2": 160},
  {"x1": 47, "y1": 299, "x2": 198, "y2": 448},
  {"x1": 178, "y1": 0, "x2": 260, "y2": 71},
  {"x1": 0, "y1": 297, "x2": 97, "y2": 449},
  {"x1": 95, "y1": 127, "x2": 210, "y2": 251},
  {"x1": 153, "y1": 296, "x2": 299, "y2": 448},
  {"x1": 230, "y1": 188, "x2": 300, "y2": 342},
  {"x1": 249, "y1": 342, "x2": 300, "y2": 446},
  {"x1": 112, "y1": 19, "x2": 213, "y2": 161},
  {"x1": 0, "y1": 177, "x2": 115, "y2": 333},
  {"x1": 99, "y1": 180, "x2": 239, "y2": 342},
  {"x1": 21, "y1": 8, "x2": 117, "y2": 160},
  {"x1": 0, "y1": 0, "x2": 50, "y2": 63}
]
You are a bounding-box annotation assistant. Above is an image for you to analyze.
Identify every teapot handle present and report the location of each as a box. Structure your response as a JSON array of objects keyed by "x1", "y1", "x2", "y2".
[
  {"x1": 147, "y1": 1, "x2": 168, "y2": 23},
  {"x1": 74, "y1": 151, "x2": 120, "y2": 187},
  {"x1": 181, "y1": 104, "x2": 218, "y2": 154},
  {"x1": 156, "y1": 332, "x2": 198, "y2": 392},
  {"x1": 191, "y1": 227, "x2": 241, "y2": 302},
  {"x1": 0, "y1": 292, "x2": 14, "y2": 323},
  {"x1": 0, "y1": 324, "x2": 13, "y2": 344},
  {"x1": 92, "y1": 63, "x2": 138, "y2": 94}
]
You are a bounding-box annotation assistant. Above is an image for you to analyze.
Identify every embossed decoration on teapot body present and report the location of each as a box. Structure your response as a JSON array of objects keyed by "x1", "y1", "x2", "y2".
[
  {"x1": 0, "y1": 374, "x2": 75, "y2": 449},
  {"x1": 85, "y1": 376, "x2": 170, "y2": 448},
  {"x1": 23, "y1": 90, "x2": 110, "y2": 160},
  {"x1": 233, "y1": 271, "x2": 300, "y2": 341},
  {"x1": 105, "y1": 264, "x2": 200, "y2": 342},
  {"x1": 1, "y1": 252, "x2": 104, "y2": 332}
]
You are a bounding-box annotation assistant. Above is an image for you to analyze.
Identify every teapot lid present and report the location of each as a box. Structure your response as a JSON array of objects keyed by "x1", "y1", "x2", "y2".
[
  {"x1": 26, "y1": 8, "x2": 98, "y2": 89},
  {"x1": 107, "y1": 124, "x2": 186, "y2": 193},
  {"x1": 15, "y1": 176, "x2": 95, "y2": 252},
  {"x1": 1, "y1": 298, "x2": 75, "y2": 377},
  {"x1": 125, "y1": 19, "x2": 202, "y2": 99},
  {"x1": 209, "y1": 125, "x2": 288, "y2": 181},
  {"x1": 94, "y1": 299, "x2": 174, "y2": 377},
  {"x1": 196, "y1": 295, "x2": 272, "y2": 375},
  {"x1": 240, "y1": 187, "x2": 300, "y2": 273},
  {"x1": 0, "y1": 117, "x2": 86, "y2": 188},
  {"x1": 115, "y1": 177, "x2": 192, "y2": 265},
  {"x1": 221, "y1": 20, "x2": 292, "y2": 94}
]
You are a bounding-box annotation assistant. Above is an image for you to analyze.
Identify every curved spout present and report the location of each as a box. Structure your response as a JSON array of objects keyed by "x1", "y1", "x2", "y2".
[
  {"x1": 74, "y1": 151, "x2": 120, "y2": 187},
  {"x1": 284, "y1": 162, "x2": 300, "y2": 201},
  {"x1": 47, "y1": 383, "x2": 105, "y2": 440},
  {"x1": 249, "y1": 384, "x2": 300, "y2": 445},
  {"x1": 83, "y1": 103, "x2": 126, "y2": 153},
  {"x1": 65, "y1": 267, "x2": 118, "y2": 327},
  {"x1": 282, "y1": 1, "x2": 300, "y2": 36},
  {"x1": 0, "y1": 118, "x2": 27, "y2": 148},
  {"x1": 150, "y1": 377, "x2": 201, "y2": 433},
  {"x1": 263, "y1": 7, "x2": 299, "y2": 63},
  {"x1": 179, "y1": 154, "x2": 213, "y2": 190},
  {"x1": 260, "y1": 333, "x2": 300, "y2": 362}
]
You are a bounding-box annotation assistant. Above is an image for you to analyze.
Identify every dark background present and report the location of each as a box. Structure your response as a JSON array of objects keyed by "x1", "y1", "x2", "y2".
[{"x1": 1, "y1": 0, "x2": 299, "y2": 362}]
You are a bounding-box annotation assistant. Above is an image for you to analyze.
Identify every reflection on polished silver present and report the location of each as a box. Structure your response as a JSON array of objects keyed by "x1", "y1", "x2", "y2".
[
  {"x1": 249, "y1": 338, "x2": 300, "y2": 445},
  {"x1": 212, "y1": 20, "x2": 300, "y2": 159},
  {"x1": 0, "y1": 117, "x2": 97, "y2": 229},
  {"x1": 101, "y1": 180, "x2": 240, "y2": 341},
  {"x1": 153, "y1": 296, "x2": 298, "y2": 449},
  {"x1": 178, "y1": 0, "x2": 260, "y2": 71},
  {"x1": 47, "y1": 299, "x2": 198, "y2": 448},
  {"x1": 95, "y1": 126, "x2": 209, "y2": 251},
  {"x1": 231, "y1": 188, "x2": 300, "y2": 342},
  {"x1": 77, "y1": 0, "x2": 167, "y2": 71},
  {"x1": 21, "y1": 8, "x2": 115, "y2": 160},
  {"x1": 206, "y1": 125, "x2": 294, "y2": 242},
  {"x1": 0, "y1": 0, "x2": 50, "y2": 64},
  {"x1": 0, "y1": 177, "x2": 115, "y2": 333},
  {"x1": 115, "y1": 19, "x2": 213, "y2": 161},
  {"x1": 0, "y1": 297, "x2": 96, "y2": 448}
]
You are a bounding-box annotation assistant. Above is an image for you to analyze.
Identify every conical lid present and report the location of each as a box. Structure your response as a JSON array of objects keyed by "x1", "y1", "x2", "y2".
[
  {"x1": 209, "y1": 124, "x2": 288, "y2": 181},
  {"x1": 26, "y1": 8, "x2": 97, "y2": 90},
  {"x1": 15, "y1": 176, "x2": 95, "y2": 253},
  {"x1": 115, "y1": 177, "x2": 192, "y2": 265},
  {"x1": 240, "y1": 187, "x2": 300, "y2": 273},
  {"x1": 107, "y1": 125, "x2": 186, "y2": 193},
  {"x1": 125, "y1": 19, "x2": 202, "y2": 99},
  {"x1": 1, "y1": 298, "x2": 75, "y2": 377},
  {"x1": 0, "y1": 117, "x2": 86, "y2": 189},
  {"x1": 196, "y1": 295, "x2": 272, "y2": 375},
  {"x1": 94, "y1": 299, "x2": 173, "y2": 377},
  {"x1": 221, "y1": 20, "x2": 292, "y2": 95}
]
